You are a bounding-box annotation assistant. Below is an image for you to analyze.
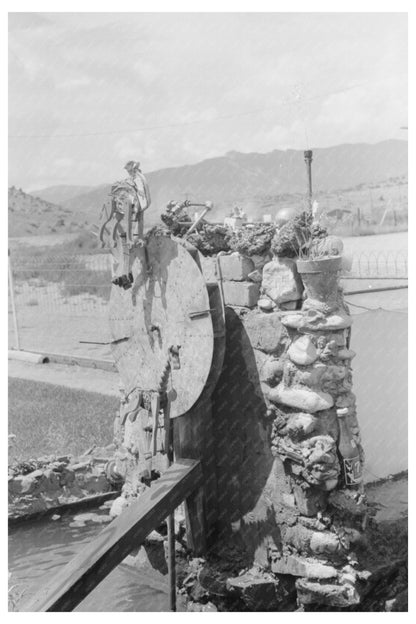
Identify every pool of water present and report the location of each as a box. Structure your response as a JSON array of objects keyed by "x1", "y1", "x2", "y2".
[{"x1": 9, "y1": 510, "x2": 174, "y2": 612}]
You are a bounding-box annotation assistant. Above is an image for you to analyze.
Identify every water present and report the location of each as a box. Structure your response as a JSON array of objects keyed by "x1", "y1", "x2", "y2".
[{"x1": 9, "y1": 510, "x2": 173, "y2": 611}]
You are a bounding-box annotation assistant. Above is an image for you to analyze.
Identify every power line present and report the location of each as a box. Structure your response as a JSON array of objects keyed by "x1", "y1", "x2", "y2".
[{"x1": 8, "y1": 82, "x2": 367, "y2": 140}]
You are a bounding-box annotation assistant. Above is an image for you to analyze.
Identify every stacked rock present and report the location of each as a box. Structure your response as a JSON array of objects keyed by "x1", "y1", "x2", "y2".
[{"x1": 258, "y1": 253, "x2": 367, "y2": 607}]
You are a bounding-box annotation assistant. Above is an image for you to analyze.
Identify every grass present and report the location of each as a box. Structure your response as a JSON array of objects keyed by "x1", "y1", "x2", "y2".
[{"x1": 8, "y1": 378, "x2": 118, "y2": 462}]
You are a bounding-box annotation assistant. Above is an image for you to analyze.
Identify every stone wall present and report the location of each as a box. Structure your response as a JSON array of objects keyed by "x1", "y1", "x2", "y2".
[
  {"x1": 207, "y1": 251, "x2": 368, "y2": 609},
  {"x1": 8, "y1": 448, "x2": 117, "y2": 520},
  {"x1": 106, "y1": 245, "x2": 369, "y2": 610}
]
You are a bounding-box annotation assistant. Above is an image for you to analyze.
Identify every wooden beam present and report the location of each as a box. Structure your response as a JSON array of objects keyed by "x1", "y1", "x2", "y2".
[{"x1": 22, "y1": 459, "x2": 202, "y2": 612}]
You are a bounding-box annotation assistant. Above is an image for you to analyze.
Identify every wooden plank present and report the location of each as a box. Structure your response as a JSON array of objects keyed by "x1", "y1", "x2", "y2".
[
  {"x1": 22, "y1": 459, "x2": 202, "y2": 612},
  {"x1": 175, "y1": 395, "x2": 218, "y2": 555}
]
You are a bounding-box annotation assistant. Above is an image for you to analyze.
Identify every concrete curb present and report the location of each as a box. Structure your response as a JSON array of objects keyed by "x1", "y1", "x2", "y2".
[{"x1": 8, "y1": 350, "x2": 49, "y2": 364}]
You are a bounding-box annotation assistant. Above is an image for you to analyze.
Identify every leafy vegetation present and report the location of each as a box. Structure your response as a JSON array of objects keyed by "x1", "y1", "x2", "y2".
[
  {"x1": 227, "y1": 223, "x2": 276, "y2": 256},
  {"x1": 271, "y1": 211, "x2": 327, "y2": 258}
]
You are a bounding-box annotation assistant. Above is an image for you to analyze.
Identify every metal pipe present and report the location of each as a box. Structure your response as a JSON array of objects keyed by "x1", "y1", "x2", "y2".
[
  {"x1": 344, "y1": 285, "x2": 408, "y2": 295},
  {"x1": 167, "y1": 504, "x2": 176, "y2": 612},
  {"x1": 184, "y1": 202, "x2": 213, "y2": 238},
  {"x1": 164, "y1": 403, "x2": 176, "y2": 612},
  {"x1": 8, "y1": 250, "x2": 20, "y2": 350},
  {"x1": 304, "y1": 150, "x2": 313, "y2": 210}
]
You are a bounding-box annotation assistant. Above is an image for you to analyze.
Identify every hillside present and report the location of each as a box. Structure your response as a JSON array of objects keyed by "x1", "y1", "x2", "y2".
[
  {"x1": 9, "y1": 140, "x2": 408, "y2": 236},
  {"x1": 8, "y1": 187, "x2": 89, "y2": 237},
  {"x1": 30, "y1": 185, "x2": 94, "y2": 206},
  {"x1": 60, "y1": 139, "x2": 408, "y2": 226}
]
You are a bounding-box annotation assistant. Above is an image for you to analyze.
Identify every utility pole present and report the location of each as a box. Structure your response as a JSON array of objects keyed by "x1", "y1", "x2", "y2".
[{"x1": 304, "y1": 150, "x2": 313, "y2": 210}]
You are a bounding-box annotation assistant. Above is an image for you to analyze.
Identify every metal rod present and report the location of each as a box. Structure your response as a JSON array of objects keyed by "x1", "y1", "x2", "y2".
[
  {"x1": 167, "y1": 504, "x2": 176, "y2": 612},
  {"x1": 341, "y1": 276, "x2": 408, "y2": 281},
  {"x1": 344, "y1": 285, "x2": 408, "y2": 295},
  {"x1": 8, "y1": 250, "x2": 20, "y2": 350},
  {"x1": 184, "y1": 206, "x2": 211, "y2": 238},
  {"x1": 164, "y1": 400, "x2": 176, "y2": 612},
  {"x1": 304, "y1": 150, "x2": 313, "y2": 209}
]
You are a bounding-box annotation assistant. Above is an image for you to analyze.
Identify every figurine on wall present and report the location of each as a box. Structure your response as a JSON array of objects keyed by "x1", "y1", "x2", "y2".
[
  {"x1": 99, "y1": 161, "x2": 151, "y2": 289},
  {"x1": 99, "y1": 160, "x2": 151, "y2": 250}
]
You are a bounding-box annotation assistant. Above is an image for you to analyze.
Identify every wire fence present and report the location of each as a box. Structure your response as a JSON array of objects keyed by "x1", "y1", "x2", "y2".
[
  {"x1": 8, "y1": 248, "x2": 408, "y2": 482},
  {"x1": 343, "y1": 250, "x2": 407, "y2": 279},
  {"x1": 8, "y1": 249, "x2": 408, "y2": 359},
  {"x1": 8, "y1": 252, "x2": 112, "y2": 359}
]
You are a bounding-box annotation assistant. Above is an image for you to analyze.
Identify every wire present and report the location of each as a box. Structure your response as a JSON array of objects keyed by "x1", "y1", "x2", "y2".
[
  {"x1": 345, "y1": 300, "x2": 408, "y2": 314},
  {"x1": 8, "y1": 82, "x2": 367, "y2": 139}
]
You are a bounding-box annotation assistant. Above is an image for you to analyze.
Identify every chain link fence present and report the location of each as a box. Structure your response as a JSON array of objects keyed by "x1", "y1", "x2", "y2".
[
  {"x1": 8, "y1": 251, "x2": 112, "y2": 360},
  {"x1": 8, "y1": 247, "x2": 407, "y2": 359},
  {"x1": 8, "y1": 245, "x2": 408, "y2": 481}
]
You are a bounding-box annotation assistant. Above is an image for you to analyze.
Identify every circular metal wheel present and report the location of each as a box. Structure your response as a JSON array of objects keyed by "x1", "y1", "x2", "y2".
[{"x1": 109, "y1": 234, "x2": 217, "y2": 418}]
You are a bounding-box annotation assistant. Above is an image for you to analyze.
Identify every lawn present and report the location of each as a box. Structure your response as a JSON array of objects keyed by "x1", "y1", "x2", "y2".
[{"x1": 8, "y1": 378, "x2": 119, "y2": 462}]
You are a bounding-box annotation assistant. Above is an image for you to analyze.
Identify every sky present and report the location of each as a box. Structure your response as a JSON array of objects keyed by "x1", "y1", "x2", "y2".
[{"x1": 8, "y1": 12, "x2": 408, "y2": 191}]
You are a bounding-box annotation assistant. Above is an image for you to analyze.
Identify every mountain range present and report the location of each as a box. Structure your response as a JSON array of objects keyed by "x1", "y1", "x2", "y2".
[{"x1": 9, "y1": 139, "x2": 408, "y2": 236}]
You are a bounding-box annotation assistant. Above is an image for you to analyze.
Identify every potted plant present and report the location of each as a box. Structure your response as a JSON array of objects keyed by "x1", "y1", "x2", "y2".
[{"x1": 270, "y1": 211, "x2": 344, "y2": 314}]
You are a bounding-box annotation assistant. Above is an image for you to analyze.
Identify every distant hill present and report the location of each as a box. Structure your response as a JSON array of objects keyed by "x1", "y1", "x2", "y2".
[
  {"x1": 8, "y1": 186, "x2": 89, "y2": 237},
  {"x1": 60, "y1": 139, "x2": 408, "y2": 225},
  {"x1": 30, "y1": 185, "x2": 95, "y2": 205},
  {"x1": 9, "y1": 140, "x2": 408, "y2": 236}
]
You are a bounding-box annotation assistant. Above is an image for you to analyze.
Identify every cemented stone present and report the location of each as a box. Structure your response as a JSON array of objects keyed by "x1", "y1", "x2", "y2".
[
  {"x1": 227, "y1": 571, "x2": 292, "y2": 610},
  {"x1": 280, "y1": 313, "x2": 304, "y2": 328},
  {"x1": 222, "y1": 281, "x2": 260, "y2": 308},
  {"x1": 281, "y1": 312, "x2": 352, "y2": 331},
  {"x1": 296, "y1": 578, "x2": 360, "y2": 607},
  {"x1": 244, "y1": 311, "x2": 287, "y2": 353},
  {"x1": 292, "y1": 483, "x2": 327, "y2": 516},
  {"x1": 261, "y1": 258, "x2": 303, "y2": 306},
  {"x1": 219, "y1": 253, "x2": 255, "y2": 281},
  {"x1": 337, "y1": 348, "x2": 356, "y2": 360},
  {"x1": 309, "y1": 531, "x2": 344, "y2": 557},
  {"x1": 271, "y1": 555, "x2": 338, "y2": 579},
  {"x1": 335, "y1": 393, "x2": 356, "y2": 408},
  {"x1": 284, "y1": 525, "x2": 344, "y2": 559},
  {"x1": 287, "y1": 335, "x2": 318, "y2": 366},
  {"x1": 286, "y1": 413, "x2": 317, "y2": 439},
  {"x1": 247, "y1": 269, "x2": 263, "y2": 283},
  {"x1": 260, "y1": 358, "x2": 284, "y2": 385},
  {"x1": 268, "y1": 385, "x2": 334, "y2": 412},
  {"x1": 258, "y1": 298, "x2": 274, "y2": 311}
]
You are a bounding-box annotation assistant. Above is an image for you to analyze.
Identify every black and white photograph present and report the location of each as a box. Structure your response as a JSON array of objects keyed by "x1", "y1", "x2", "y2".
[{"x1": 7, "y1": 5, "x2": 409, "y2": 614}]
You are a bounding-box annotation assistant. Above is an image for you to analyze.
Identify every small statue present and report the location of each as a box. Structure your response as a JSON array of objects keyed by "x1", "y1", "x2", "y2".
[
  {"x1": 100, "y1": 160, "x2": 151, "y2": 250},
  {"x1": 99, "y1": 161, "x2": 151, "y2": 289}
]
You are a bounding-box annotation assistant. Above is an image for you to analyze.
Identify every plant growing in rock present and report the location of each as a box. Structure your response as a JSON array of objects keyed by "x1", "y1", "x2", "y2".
[
  {"x1": 270, "y1": 211, "x2": 328, "y2": 259},
  {"x1": 158, "y1": 202, "x2": 231, "y2": 255},
  {"x1": 227, "y1": 223, "x2": 276, "y2": 256},
  {"x1": 187, "y1": 223, "x2": 231, "y2": 256}
]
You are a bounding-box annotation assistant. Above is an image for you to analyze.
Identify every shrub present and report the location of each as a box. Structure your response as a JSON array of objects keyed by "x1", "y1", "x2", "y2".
[
  {"x1": 188, "y1": 224, "x2": 231, "y2": 256},
  {"x1": 227, "y1": 223, "x2": 276, "y2": 256},
  {"x1": 271, "y1": 211, "x2": 327, "y2": 258}
]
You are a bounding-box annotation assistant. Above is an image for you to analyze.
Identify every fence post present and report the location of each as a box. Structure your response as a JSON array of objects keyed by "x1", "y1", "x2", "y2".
[{"x1": 8, "y1": 249, "x2": 20, "y2": 350}]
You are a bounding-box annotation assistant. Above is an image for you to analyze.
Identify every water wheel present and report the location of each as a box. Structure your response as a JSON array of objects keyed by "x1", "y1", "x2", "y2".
[{"x1": 108, "y1": 234, "x2": 224, "y2": 418}]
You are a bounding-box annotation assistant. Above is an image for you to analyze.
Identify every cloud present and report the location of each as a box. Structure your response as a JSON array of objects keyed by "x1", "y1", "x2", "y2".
[
  {"x1": 56, "y1": 76, "x2": 92, "y2": 90},
  {"x1": 8, "y1": 12, "x2": 407, "y2": 190}
]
